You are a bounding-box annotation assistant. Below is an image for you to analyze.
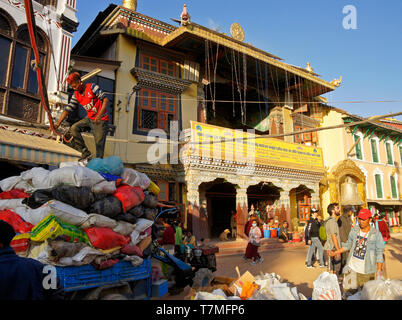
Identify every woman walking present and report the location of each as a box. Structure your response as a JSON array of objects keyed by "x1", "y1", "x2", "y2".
[{"x1": 244, "y1": 218, "x2": 264, "y2": 264}]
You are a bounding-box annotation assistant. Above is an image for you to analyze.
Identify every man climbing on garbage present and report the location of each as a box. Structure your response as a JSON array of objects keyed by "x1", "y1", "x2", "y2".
[
  {"x1": 55, "y1": 72, "x2": 110, "y2": 161},
  {"x1": 0, "y1": 221, "x2": 65, "y2": 300},
  {"x1": 330, "y1": 208, "x2": 385, "y2": 292}
]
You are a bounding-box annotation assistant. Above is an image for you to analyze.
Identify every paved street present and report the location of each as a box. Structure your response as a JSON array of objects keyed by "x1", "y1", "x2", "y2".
[{"x1": 163, "y1": 233, "x2": 402, "y2": 299}]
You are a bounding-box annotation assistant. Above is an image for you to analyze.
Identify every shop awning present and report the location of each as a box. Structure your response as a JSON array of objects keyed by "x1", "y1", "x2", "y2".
[
  {"x1": 0, "y1": 129, "x2": 80, "y2": 166},
  {"x1": 368, "y1": 200, "x2": 402, "y2": 206}
]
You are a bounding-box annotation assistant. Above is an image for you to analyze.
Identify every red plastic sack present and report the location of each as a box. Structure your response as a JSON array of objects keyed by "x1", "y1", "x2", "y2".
[
  {"x1": 121, "y1": 244, "x2": 143, "y2": 257},
  {"x1": 0, "y1": 210, "x2": 34, "y2": 233},
  {"x1": 113, "y1": 185, "x2": 144, "y2": 213},
  {"x1": 0, "y1": 189, "x2": 30, "y2": 199},
  {"x1": 84, "y1": 227, "x2": 130, "y2": 250},
  {"x1": 270, "y1": 229, "x2": 277, "y2": 238}
]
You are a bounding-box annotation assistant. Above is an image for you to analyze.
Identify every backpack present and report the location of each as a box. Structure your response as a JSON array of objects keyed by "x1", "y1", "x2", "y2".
[{"x1": 319, "y1": 218, "x2": 330, "y2": 241}]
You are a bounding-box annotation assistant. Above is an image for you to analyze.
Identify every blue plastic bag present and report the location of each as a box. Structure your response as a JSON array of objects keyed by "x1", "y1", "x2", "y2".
[
  {"x1": 88, "y1": 156, "x2": 124, "y2": 176},
  {"x1": 99, "y1": 172, "x2": 122, "y2": 182}
]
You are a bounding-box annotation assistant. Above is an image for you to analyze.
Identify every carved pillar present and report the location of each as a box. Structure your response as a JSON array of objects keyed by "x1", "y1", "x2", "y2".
[
  {"x1": 186, "y1": 182, "x2": 201, "y2": 241},
  {"x1": 236, "y1": 187, "x2": 248, "y2": 239},
  {"x1": 310, "y1": 185, "x2": 321, "y2": 211},
  {"x1": 279, "y1": 190, "x2": 292, "y2": 230}
]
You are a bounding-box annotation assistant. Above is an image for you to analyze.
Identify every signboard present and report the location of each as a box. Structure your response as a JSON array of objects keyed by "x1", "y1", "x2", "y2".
[{"x1": 190, "y1": 121, "x2": 324, "y2": 170}]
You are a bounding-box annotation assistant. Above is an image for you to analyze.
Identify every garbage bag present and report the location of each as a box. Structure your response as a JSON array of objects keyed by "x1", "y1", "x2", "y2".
[
  {"x1": 135, "y1": 218, "x2": 154, "y2": 233},
  {"x1": 142, "y1": 191, "x2": 158, "y2": 208},
  {"x1": 80, "y1": 214, "x2": 118, "y2": 229},
  {"x1": 59, "y1": 161, "x2": 86, "y2": 168},
  {"x1": 114, "y1": 213, "x2": 138, "y2": 224},
  {"x1": 361, "y1": 279, "x2": 402, "y2": 300},
  {"x1": 99, "y1": 173, "x2": 122, "y2": 183},
  {"x1": 10, "y1": 233, "x2": 31, "y2": 256},
  {"x1": 0, "y1": 209, "x2": 34, "y2": 233},
  {"x1": 342, "y1": 265, "x2": 358, "y2": 291},
  {"x1": 90, "y1": 196, "x2": 123, "y2": 218},
  {"x1": 84, "y1": 227, "x2": 130, "y2": 250},
  {"x1": 127, "y1": 205, "x2": 145, "y2": 218},
  {"x1": 14, "y1": 202, "x2": 52, "y2": 226},
  {"x1": 48, "y1": 240, "x2": 87, "y2": 263},
  {"x1": 113, "y1": 185, "x2": 144, "y2": 213},
  {"x1": 121, "y1": 244, "x2": 143, "y2": 257},
  {"x1": 47, "y1": 200, "x2": 89, "y2": 226},
  {"x1": 312, "y1": 272, "x2": 342, "y2": 300},
  {"x1": 47, "y1": 166, "x2": 105, "y2": 188},
  {"x1": 0, "y1": 198, "x2": 26, "y2": 211},
  {"x1": 143, "y1": 207, "x2": 158, "y2": 221},
  {"x1": 92, "y1": 181, "x2": 117, "y2": 194},
  {"x1": 0, "y1": 189, "x2": 30, "y2": 199},
  {"x1": 121, "y1": 168, "x2": 150, "y2": 189},
  {"x1": 20, "y1": 167, "x2": 51, "y2": 191},
  {"x1": 23, "y1": 189, "x2": 53, "y2": 209},
  {"x1": 51, "y1": 186, "x2": 104, "y2": 211},
  {"x1": 112, "y1": 221, "x2": 136, "y2": 236},
  {"x1": 87, "y1": 156, "x2": 124, "y2": 176},
  {"x1": 0, "y1": 176, "x2": 22, "y2": 192}
]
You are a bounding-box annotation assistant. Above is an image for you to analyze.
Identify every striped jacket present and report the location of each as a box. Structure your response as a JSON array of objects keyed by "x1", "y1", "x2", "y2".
[{"x1": 66, "y1": 83, "x2": 109, "y2": 121}]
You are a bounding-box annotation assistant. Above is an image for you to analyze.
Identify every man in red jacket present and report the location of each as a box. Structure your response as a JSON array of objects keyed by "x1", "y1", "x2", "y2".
[
  {"x1": 55, "y1": 72, "x2": 110, "y2": 160},
  {"x1": 373, "y1": 214, "x2": 391, "y2": 243}
]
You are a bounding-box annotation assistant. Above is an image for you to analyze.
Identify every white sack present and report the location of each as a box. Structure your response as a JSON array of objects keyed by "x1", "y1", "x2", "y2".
[
  {"x1": 80, "y1": 214, "x2": 118, "y2": 229},
  {"x1": 122, "y1": 168, "x2": 151, "y2": 190},
  {"x1": 135, "y1": 218, "x2": 153, "y2": 232},
  {"x1": 113, "y1": 221, "x2": 136, "y2": 236},
  {"x1": 0, "y1": 176, "x2": 21, "y2": 192},
  {"x1": 15, "y1": 203, "x2": 52, "y2": 226},
  {"x1": 361, "y1": 279, "x2": 402, "y2": 300},
  {"x1": 312, "y1": 272, "x2": 342, "y2": 300},
  {"x1": 91, "y1": 180, "x2": 117, "y2": 194},
  {"x1": 47, "y1": 166, "x2": 105, "y2": 188},
  {"x1": 48, "y1": 200, "x2": 89, "y2": 226}
]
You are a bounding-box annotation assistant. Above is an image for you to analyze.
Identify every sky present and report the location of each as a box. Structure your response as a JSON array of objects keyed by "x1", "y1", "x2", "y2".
[{"x1": 73, "y1": 0, "x2": 402, "y2": 120}]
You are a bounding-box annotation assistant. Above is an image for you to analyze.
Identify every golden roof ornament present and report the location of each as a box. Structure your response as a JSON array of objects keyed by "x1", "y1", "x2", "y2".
[
  {"x1": 230, "y1": 22, "x2": 245, "y2": 41},
  {"x1": 331, "y1": 76, "x2": 343, "y2": 87},
  {"x1": 305, "y1": 62, "x2": 314, "y2": 73}
]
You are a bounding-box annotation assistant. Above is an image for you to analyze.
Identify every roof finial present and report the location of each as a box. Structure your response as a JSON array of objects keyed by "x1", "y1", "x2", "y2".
[
  {"x1": 122, "y1": 0, "x2": 137, "y2": 11},
  {"x1": 181, "y1": 4, "x2": 191, "y2": 26}
]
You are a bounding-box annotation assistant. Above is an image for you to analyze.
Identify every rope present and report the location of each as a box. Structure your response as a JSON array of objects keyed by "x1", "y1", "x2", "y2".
[{"x1": 23, "y1": 0, "x2": 60, "y2": 136}]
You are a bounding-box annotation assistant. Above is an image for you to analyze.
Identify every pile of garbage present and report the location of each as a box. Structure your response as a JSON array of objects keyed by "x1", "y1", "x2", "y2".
[
  {"x1": 0, "y1": 156, "x2": 160, "y2": 270},
  {"x1": 188, "y1": 269, "x2": 402, "y2": 300}
]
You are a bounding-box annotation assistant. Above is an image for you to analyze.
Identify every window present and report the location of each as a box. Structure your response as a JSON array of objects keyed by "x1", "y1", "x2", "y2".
[
  {"x1": 370, "y1": 139, "x2": 379, "y2": 163},
  {"x1": 375, "y1": 174, "x2": 383, "y2": 199},
  {"x1": 141, "y1": 54, "x2": 176, "y2": 77},
  {"x1": 294, "y1": 125, "x2": 317, "y2": 146},
  {"x1": 354, "y1": 134, "x2": 363, "y2": 160},
  {"x1": 400, "y1": 146, "x2": 402, "y2": 165},
  {"x1": 390, "y1": 175, "x2": 397, "y2": 199},
  {"x1": 385, "y1": 141, "x2": 394, "y2": 165},
  {"x1": 157, "y1": 181, "x2": 169, "y2": 202},
  {"x1": 137, "y1": 88, "x2": 177, "y2": 131},
  {"x1": 0, "y1": 14, "x2": 49, "y2": 123}
]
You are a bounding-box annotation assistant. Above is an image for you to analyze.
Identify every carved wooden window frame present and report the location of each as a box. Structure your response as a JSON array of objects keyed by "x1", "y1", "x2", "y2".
[
  {"x1": 0, "y1": 12, "x2": 50, "y2": 123},
  {"x1": 137, "y1": 88, "x2": 177, "y2": 131}
]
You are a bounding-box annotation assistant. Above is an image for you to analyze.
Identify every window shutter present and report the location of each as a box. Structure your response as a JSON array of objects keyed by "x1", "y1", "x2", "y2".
[
  {"x1": 375, "y1": 174, "x2": 383, "y2": 198},
  {"x1": 354, "y1": 135, "x2": 362, "y2": 160},
  {"x1": 386, "y1": 143, "x2": 393, "y2": 165},
  {"x1": 371, "y1": 139, "x2": 379, "y2": 163},
  {"x1": 390, "y1": 176, "x2": 397, "y2": 199}
]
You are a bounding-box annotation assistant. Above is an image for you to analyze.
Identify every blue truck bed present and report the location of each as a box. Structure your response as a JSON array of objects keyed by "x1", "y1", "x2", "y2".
[{"x1": 55, "y1": 258, "x2": 152, "y2": 298}]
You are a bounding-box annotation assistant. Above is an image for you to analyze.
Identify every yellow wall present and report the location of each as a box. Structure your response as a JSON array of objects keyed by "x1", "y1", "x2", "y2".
[
  {"x1": 101, "y1": 34, "x2": 199, "y2": 166},
  {"x1": 345, "y1": 132, "x2": 401, "y2": 201},
  {"x1": 319, "y1": 109, "x2": 348, "y2": 218}
]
